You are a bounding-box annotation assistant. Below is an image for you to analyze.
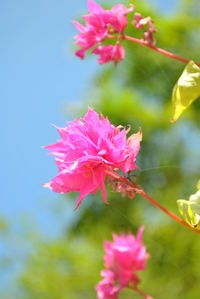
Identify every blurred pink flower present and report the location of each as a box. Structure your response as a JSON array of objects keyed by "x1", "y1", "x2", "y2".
[
  {"x1": 96, "y1": 270, "x2": 120, "y2": 299},
  {"x1": 93, "y1": 42, "x2": 125, "y2": 65},
  {"x1": 73, "y1": 0, "x2": 134, "y2": 62},
  {"x1": 104, "y1": 227, "x2": 149, "y2": 288},
  {"x1": 96, "y1": 228, "x2": 151, "y2": 298},
  {"x1": 44, "y1": 108, "x2": 141, "y2": 208}
]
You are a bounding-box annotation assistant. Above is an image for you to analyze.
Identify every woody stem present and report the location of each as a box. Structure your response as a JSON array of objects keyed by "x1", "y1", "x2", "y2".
[
  {"x1": 139, "y1": 189, "x2": 200, "y2": 234},
  {"x1": 106, "y1": 169, "x2": 200, "y2": 234}
]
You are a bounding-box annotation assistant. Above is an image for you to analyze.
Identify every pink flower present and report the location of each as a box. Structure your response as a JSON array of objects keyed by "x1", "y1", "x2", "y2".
[
  {"x1": 43, "y1": 108, "x2": 142, "y2": 209},
  {"x1": 93, "y1": 42, "x2": 125, "y2": 65},
  {"x1": 73, "y1": 0, "x2": 134, "y2": 62},
  {"x1": 104, "y1": 227, "x2": 149, "y2": 288},
  {"x1": 97, "y1": 280, "x2": 119, "y2": 299},
  {"x1": 96, "y1": 270, "x2": 120, "y2": 299},
  {"x1": 96, "y1": 228, "x2": 151, "y2": 298}
]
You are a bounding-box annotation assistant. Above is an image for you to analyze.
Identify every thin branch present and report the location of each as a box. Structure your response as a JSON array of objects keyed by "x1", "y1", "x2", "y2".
[
  {"x1": 139, "y1": 190, "x2": 200, "y2": 234},
  {"x1": 108, "y1": 34, "x2": 200, "y2": 67},
  {"x1": 106, "y1": 169, "x2": 200, "y2": 234},
  {"x1": 134, "y1": 286, "x2": 153, "y2": 299}
]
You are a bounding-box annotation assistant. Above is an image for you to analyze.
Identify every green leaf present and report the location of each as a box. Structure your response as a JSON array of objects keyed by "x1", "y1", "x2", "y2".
[
  {"x1": 177, "y1": 190, "x2": 200, "y2": 229},
  {"x1": 171, "y1": 61, "x2": 200, "y2": 123}
]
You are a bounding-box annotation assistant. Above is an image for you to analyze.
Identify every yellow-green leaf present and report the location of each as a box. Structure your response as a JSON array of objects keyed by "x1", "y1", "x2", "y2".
[
  {"x1": 177, "y1": 190, "x2": 200, "y2": 229},
  {"x1": 171, "y1": 61, "x2": 200, "y2": 123},
  {"x1": 196, "y1": 180, "x2": 200, "y2": 190}
]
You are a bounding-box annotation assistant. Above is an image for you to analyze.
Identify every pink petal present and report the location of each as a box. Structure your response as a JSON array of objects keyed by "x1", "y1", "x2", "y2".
[
  {"x1": 88, "y1": 0, "x2": 103, "y2": 14},
  {"x1": 72, "y1": 20, "x2": 85, "y2": 32}
]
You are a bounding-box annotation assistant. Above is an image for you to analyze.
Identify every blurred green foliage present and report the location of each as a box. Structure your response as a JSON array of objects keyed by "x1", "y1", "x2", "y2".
[{"x1": 2, "y1": 1, "x2": 200, "y2": 298}]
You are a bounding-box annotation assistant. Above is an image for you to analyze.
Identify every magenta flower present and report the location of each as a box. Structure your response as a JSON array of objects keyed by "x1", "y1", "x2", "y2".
[
  {"x1": 73, "y1": 0, "x2": 134, "y2": 64},
  {"x1": 96, "y1": 228, "x2": 151, "y2": 298},
  {"x1": 96, "y1": 280, "x2": 118, "y2": 299},
  {"x1": 43, "y1": 108, "x2": 141, "y2": 209},
  {"x1": 93, "y1": 42, "x2": 125, "y2": 65},
  {"x1": 104, "y1": 227, "x2": 149, "y2": 288},
  {"x1": 96, "y1": 270, "x2": 120, "y2": 299}
]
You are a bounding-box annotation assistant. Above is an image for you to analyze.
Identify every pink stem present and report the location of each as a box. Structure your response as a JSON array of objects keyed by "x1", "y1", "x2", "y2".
[
  {"x1": 108, "y1": 34, "x2": 200, "y2": 67},
  {"x1": 134, "y1": 286, "x2": 153, "y2": 299}
]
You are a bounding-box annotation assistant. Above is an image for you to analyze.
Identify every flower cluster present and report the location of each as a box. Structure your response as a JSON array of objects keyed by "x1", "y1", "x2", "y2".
[
  {"x1": 96, "y1": 227, "x2": 150, "y2": 299},
  {"x1": 73, "y1": 0, "x2": 134, "y2": 64},
  {"x1": 73, "y1": 0, "x2": 157, "y2": 64},
  {"x1": 43, "y1": 108, "x2": 141, "y2": 209}
]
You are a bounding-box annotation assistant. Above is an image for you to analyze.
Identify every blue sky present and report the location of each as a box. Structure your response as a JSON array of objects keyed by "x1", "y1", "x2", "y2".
[
  {"x1": 0, "y1": 0, "x2": 176, "y2": 227},
  {"x1": 0, "y1": 0, "x2": 98, "y2": 221},
  {"x1": 0, "y1": 1, "x2": 99, "y2": 292}
]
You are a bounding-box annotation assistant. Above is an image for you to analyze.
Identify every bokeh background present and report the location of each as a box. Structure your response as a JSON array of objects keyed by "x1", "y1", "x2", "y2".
[{"x1": 1, "y1": 0, "x2": 200, "y2": 298}]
